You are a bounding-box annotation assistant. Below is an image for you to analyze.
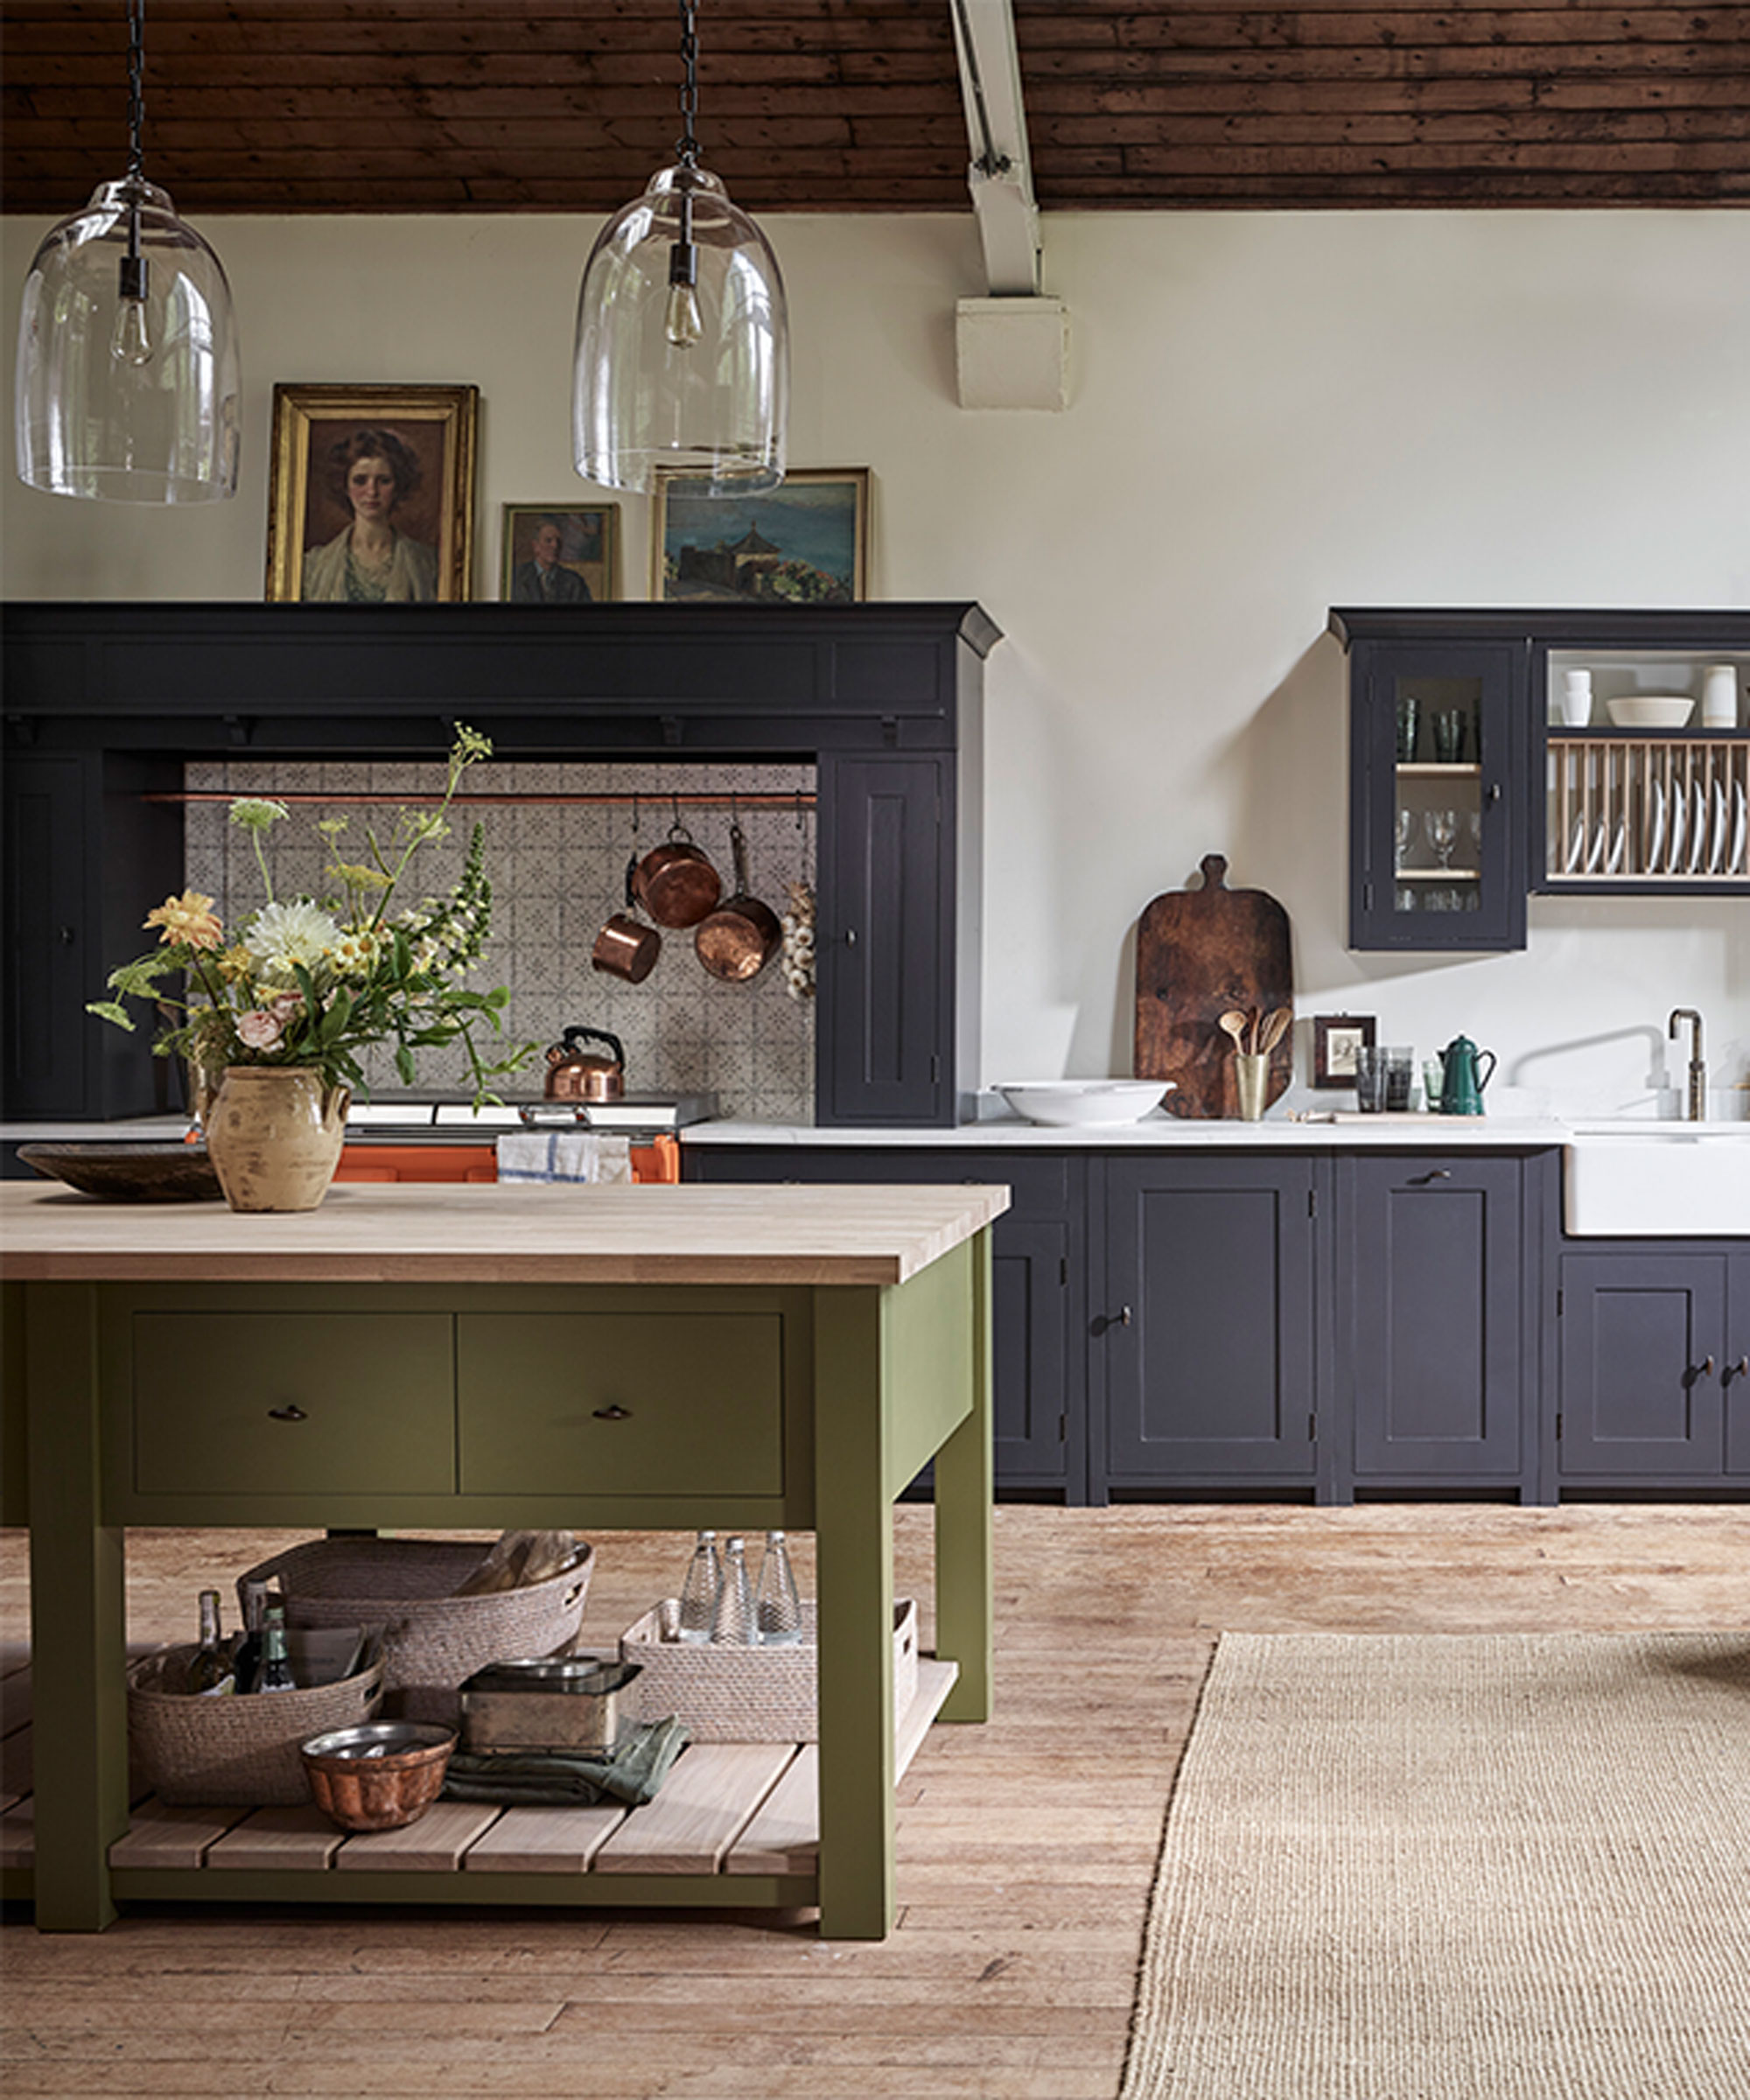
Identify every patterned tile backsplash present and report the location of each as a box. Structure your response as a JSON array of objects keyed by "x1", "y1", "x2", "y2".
[{"x1": 186, "y1": 758, "x2": 817, "y2": 1124}]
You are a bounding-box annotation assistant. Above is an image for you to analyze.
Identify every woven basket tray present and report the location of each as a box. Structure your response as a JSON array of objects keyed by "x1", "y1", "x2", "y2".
[
  {"x1": 238, "y1": 1537, "x2": 593, "y2": 1727},
  {"x1": 128, "y1": 1643, "x2": 385, "y2": 1806},
  {"x1": 620, "y1": 1598, "x2": 918, "y2": 1744}
]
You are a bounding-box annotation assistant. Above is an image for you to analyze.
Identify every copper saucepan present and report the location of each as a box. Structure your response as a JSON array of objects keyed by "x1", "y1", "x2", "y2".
[
  {"x1": 592, "y1": 854, "x2": 662, "y2": 984},
  {"x1": 695, "y1": 821, "x2": 782, "y2": 983},
  {"x1": 633, "y1": 819, "x2": 721, "y2": 929}
]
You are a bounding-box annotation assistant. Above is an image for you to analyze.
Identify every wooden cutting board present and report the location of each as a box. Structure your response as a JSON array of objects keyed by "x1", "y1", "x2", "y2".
[{"x1": 1134, "y1": 854, "x2": 1294, "y2": 1120}]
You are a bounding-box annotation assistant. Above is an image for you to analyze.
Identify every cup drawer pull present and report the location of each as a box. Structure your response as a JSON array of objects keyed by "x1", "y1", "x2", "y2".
[
  {"x1": 266, "y1": 1404, "x2": 308, "y2": 1422},
  {"x1": 592, "y1": 1404, "x2": 633, "y2": 1421}
]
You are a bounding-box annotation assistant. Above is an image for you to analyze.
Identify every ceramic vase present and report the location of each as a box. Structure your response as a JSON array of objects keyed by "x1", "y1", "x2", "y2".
[{"x1": 205, "y1": 1066, "x2": 352, "y2": 1213}]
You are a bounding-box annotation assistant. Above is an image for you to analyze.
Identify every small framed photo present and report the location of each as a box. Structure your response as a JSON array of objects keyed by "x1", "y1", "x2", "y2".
[
  {"x1": 500, "y1": 503, "x2": 620, "y2": 604},
  {"x1": 266, "y1": 383, "x2": 478, "y2": 603},
  {"x1": 1312, "y1": 1013, "x2": 1376, "y2": 1088},
  {"x1": 654, "y1": 466, "x2": 869, "y2": 605}
]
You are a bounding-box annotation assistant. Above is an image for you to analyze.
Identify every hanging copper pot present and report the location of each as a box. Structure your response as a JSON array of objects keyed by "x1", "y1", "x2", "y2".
[
  {"x1": 695, "y1": 820, "x2": 781, "y2": 983},
  {"x1": 633, "y1": 818, "x2": 721, "y2": 929},
  {"x1": 592, "y1": 854, "x2": 662, "y2": 984}
]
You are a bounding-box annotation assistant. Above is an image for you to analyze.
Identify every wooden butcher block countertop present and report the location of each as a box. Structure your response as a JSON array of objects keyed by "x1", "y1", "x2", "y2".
[{"x1": 0, "y1": 1180, "x2": 1011, "y2": 1288}]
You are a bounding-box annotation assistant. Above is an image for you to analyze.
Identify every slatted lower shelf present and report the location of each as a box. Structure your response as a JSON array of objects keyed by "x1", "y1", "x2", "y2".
[{"x1": 0, "y1": 1656, "x2": 956, "y2": 1906}]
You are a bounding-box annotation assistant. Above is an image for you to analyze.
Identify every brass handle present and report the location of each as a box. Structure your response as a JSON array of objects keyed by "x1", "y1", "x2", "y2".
[
  {"x1": 1096, "y1": 1306, "x2": 1133, "y2": 1335},
  {"x1": 266, "y1": 1404, "x2": 308, "y2": 1422},
  {"x1": 1726, "y1": 1356, "x2": 1749, "y2": 1384},
  {"x1": 592, "y1": 1404, "x2": 632, "y2": 1421},
  {"x1": 1410, "y1": 1169, "x2": 1452, "y2": 1185},
  {"x1": 1690, "y1": 1356, "x2": 1715, "y2": 1382}
]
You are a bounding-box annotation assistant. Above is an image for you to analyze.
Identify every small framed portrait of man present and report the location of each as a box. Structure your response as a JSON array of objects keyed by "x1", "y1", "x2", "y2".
[
  {"x1": 265, "y1": 383, "x2": 478, "y2": 603},
  {"x1": 500, "y1": 503, "x2": 619, "y2": 605},
  {"x1": 1312, "y1": 1013, "x2": 1377, "y2": 1088}
]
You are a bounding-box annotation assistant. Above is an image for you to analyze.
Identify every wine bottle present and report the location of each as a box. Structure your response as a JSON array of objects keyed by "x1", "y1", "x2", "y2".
[
  {"x1": 254, "y1": 1602, "x2": 297, "y2": 1693},
  {"x1": 228, "y1": 1578, "x2": 270, "y2": 1696},
  {"x1": 186, "y1": 1588, "x2": 235, "y2": 1696}
]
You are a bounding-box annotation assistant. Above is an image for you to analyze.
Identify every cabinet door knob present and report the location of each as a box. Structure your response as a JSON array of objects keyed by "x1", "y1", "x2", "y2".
[
  {"x1": 1095, "y1": 1306, "x2": 1132, "y2": 1334},
  {"x1": 1410, "y1": 1169, "x2": 1452, "y2": 1185},
  {"x1": 266, "y1": 1404, "x2": 308, "y2": 1422},
  {"x1": 844, "y1": 927, "x2": 858, "y2": 948},
  {"x1": 1485, "y1": 782, "x2": 1502, "y2": 807},
  {"x1": 592, "y1": 1404, "x2": 633, "y2": 1421},
  {"x1": 1689, "y1": 1356, "x2": 1715, "y2": 1383},
  {"x1": 1726, "y1": 1356, "x2": 1749, "y2": 1384}
]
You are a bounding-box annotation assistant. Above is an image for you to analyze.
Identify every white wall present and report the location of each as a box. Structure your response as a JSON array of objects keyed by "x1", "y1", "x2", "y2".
[{"x1": 5, "y1": 207, "x2": 1748, "y2": 1114}]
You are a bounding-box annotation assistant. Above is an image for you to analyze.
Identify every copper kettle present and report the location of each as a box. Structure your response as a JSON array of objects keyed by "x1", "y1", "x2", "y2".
[{"x1": 543, "y1": 1026, "x2": 626, "y2": 1102}]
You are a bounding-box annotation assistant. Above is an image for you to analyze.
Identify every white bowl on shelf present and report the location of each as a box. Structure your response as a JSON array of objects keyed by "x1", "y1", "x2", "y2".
[
  {"x1": 1605, "y1": 695, "x2": 1693, "y2": 730},
  {"x1": 998, "y1": 1080, "x2": 1173, "y2": 1127}
]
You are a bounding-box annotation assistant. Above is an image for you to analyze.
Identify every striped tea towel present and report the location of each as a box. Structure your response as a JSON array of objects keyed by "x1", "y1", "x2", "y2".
[{"x1": 494, "y1": 1131, "x2": 634, "y2": 1184}]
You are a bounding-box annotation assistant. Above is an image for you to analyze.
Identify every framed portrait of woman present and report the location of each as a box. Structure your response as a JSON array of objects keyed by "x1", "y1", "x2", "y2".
[{"x1": 265, "y1": 383, "x2": 478, "y2": 603}]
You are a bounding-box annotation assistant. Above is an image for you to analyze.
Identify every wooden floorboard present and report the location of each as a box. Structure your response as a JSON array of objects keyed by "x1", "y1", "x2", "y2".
[{"x1": 2, "y1": 1505, "x2": 1746, "y2": 2099}]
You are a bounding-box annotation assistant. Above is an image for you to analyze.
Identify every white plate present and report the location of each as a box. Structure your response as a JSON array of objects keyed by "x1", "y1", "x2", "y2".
[
  {"x1": 1565, "y1": 815, "x2": 1586, "y2": 874},
  {"x1": 1690, "y1": 781, "x2": 1709, "y2": 874},
  {"x1": 1734, "y1": 784, "x2": 1747, "y2": 876},
  {"x1": 1668, "y1": 784, "x2": 1686, "y2": 874},
  {"x1": 1586, "y1": 818, "x2": 1607, "y2": 874},
  {"x1": 1642, "y1": 779, "x2": 1665, "y2": 877},
  {"x1": 1710, "y1": 782, "x2": 1729, "y2": 874},
  {"x1": 1606, "y1": 818, "x2": 1627, "y2": 875}
]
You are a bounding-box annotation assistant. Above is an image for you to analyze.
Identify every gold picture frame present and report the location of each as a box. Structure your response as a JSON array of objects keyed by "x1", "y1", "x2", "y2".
[
  {"x1": 500, "y1": 502, "x2": 620, "y2": 605},
  {"x1": 266, "y1": 383, "x2": 479, "y2": 603},
  {"x1": 653, "y1": 467, "x2": 869, "y2": 605}
]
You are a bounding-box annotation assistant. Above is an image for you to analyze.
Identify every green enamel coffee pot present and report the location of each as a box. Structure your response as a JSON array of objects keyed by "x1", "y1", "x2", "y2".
[{"x1": 1438, "y1": 1034, "x2": 1496, "y2": 1116}]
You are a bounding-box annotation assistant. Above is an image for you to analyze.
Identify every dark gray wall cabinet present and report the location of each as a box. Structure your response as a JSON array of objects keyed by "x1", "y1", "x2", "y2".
[{"x1": 0, "y1": 601, "x2": 999, "y2": 1128}]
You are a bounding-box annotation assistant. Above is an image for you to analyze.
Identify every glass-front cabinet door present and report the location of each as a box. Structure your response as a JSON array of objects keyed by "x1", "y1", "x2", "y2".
[{"x1": 1348, "y1": 640, "x2": 1527, "y2": 951}]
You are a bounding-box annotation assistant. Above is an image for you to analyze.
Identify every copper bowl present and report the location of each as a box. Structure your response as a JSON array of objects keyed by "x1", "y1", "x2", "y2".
[{"x1": 300, "y1": 1720, "x2": 456, "y2": 1832}]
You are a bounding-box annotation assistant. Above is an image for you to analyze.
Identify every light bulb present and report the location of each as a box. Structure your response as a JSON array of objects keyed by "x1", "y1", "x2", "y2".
[
  {"x1": 664, "y1": 278, "x2": 703, "y2": 350},
  {"x1": 110, "y1": 295, "x2": 153, "y2": 367}
]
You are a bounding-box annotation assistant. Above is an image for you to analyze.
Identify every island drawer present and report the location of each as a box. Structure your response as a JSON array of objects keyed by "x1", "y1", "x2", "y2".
[
  {"x1": 131, "y1": 1312, "x2": 456, "y2": 1496},
  {"x1": 456, "y1": 1312, "x2": 786, "y2": 1495}
]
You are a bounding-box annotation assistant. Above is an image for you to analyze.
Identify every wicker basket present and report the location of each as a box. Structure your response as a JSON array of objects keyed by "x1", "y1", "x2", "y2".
[
  {"x1": 128, "y1": 1643, "x2": 385, "y2": 1806},
  {"x1": 237, "y1": 1537, "x2": 593, "y2": 1726},
  {"x1": 620, "y1": 1599, "x2": 918, "y2": 1744}
]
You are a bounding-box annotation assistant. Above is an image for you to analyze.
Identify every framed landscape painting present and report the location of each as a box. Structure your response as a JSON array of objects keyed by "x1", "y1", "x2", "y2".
[
  {"x1": 654, "y1": 467, "x2": 869, "y2": 606},
  {"x1": 500, "y1": 503, "x2": 620, "y2": 604},
  {"x1": 265, "y1": 382, "x2": 478, "y2": 604}
]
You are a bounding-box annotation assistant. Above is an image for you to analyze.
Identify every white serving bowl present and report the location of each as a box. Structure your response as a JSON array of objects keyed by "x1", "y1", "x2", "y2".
[
  {"x1": 998, "y1": 1080, "x2": 1174, "y2": 1127},
  {"x1": 1606, "y1": 695, "x2": 1693, "y2": 730}
]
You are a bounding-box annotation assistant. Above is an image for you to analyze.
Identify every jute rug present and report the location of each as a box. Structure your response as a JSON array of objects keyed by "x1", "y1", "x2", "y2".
[{"x1": 1121, "y1": 1632, "x2": 1750, "y2": 2100}]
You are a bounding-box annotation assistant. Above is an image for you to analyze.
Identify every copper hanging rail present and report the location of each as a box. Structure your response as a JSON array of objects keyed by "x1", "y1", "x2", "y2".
[{"x1": 144, "y1": 790, "x2": 816, "y2": 808}]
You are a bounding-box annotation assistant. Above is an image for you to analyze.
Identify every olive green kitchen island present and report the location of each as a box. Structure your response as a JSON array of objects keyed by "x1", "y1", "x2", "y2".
[{"x1": 0, "y1": 1179, "x2": 1004, "y2": 1939}]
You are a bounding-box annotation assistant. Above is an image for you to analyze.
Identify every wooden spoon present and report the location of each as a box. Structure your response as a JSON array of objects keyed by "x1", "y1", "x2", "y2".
[
  {"x1": 1218, "y1": 1011, "x2": 1250, "y2": 1052},
  {"x1": 1257, "y1": 1007, "x2": 1292, "y2": 1057}
]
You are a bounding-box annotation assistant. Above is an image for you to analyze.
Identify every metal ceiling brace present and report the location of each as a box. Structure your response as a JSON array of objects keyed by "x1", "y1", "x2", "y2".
[{"x1": 948, "y1": 0, "x2": 1068, "y2": 409}]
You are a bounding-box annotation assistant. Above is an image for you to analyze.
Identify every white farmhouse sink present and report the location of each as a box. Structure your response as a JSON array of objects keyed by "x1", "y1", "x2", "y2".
[{"x1": 1563, "y1": 1124, "x2": 1750, "y2": 1237}]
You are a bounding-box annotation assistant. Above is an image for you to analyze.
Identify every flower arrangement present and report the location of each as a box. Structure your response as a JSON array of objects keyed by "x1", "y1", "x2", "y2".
[{"x1": 89, "y1": 725, "x2": 534, "y2": 1102}]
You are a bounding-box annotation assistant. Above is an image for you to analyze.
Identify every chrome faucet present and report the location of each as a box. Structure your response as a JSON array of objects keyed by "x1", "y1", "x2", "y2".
[{"x1": 1668, "y1": 1008, "x2": 1706, "y2": 1122}]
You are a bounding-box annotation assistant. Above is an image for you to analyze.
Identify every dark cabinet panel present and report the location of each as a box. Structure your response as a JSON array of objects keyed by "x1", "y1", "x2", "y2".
[
  {"x1": 684, "y1": 1144, "x2": 1082, "y2": 1497},
  {"x1": 1726, "y1": 1256, "x2": 1750, "y2": 1477},
  {"x1": 1342, "y1": 1154, "x2": 1529, "y2": 1484},
  {"x1": 817, "y1": 755, "x2": 950, "y2": 1126},
  {"x1": 1100, "y1": 1155, "x2": 1317, "y2": 1491},
  {"x1": 1558, "y1": 1251, "x2": 1732, "y2": 1480},
  {"x1": 2, "y1": 753, "x2": 90, "y2": 1118}
]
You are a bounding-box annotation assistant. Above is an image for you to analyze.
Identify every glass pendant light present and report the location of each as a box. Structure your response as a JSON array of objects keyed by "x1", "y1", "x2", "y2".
[
  {"x1": 572, "y1": 0, "x2": 787, "y2": 496},
  {"x1": 14, "y1": 0, "x2": 241, "y2": 503}
]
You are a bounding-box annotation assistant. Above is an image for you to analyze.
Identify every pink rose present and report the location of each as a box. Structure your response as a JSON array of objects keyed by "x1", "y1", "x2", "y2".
[
  {"x1": 236, "y1": 1009, "x2": 284, "y2": 1050},
  {"x1": 270, "y1": 992, "x2": 304, "y2": 1022}
]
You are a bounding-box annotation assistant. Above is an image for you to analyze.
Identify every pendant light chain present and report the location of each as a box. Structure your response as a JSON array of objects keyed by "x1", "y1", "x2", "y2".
[
  {"x1": 676, "y1": 0, "x2": 701, "y2": 166},
  {"x1": 124, "y1": 0, "x2": 147, "y2": 179}
]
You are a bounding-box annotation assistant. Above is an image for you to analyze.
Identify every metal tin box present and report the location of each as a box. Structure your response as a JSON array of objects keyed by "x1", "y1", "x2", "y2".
[{"x1": 458, "y1": 1656, "x2": 642, "y2": 1755}]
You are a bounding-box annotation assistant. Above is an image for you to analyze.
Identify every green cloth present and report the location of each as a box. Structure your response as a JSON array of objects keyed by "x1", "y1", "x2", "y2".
[{"x1": 441, "y1": 1715, "x2": 690, "y2": 1808}]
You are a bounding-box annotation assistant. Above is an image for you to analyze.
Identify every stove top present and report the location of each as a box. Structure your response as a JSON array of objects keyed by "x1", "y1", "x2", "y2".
[{"x1": 346, "y1": 1093, "x2": 718, "y2": 1133}]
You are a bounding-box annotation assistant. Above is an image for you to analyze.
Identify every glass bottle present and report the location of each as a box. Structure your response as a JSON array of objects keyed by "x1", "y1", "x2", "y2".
[
  {"x1": 677, "y1": 1530, "x2": 723, "y2": 1643},
  {"x1": 753, "y1": 1530, "x2": 803, "y2": 1646},
  {"x1": 709, "y1": 1535, "x2": 754, "y2": 1645},
  {"x1": 228, "y1": 1578, "x2": 270, "y2": 1696},
  {"x1": 186, "y1": 1588, "x2": 234, "y2": 1696},
  {"x1": 254, "y1": 1602, "x2": 296, "y2": 1693}
]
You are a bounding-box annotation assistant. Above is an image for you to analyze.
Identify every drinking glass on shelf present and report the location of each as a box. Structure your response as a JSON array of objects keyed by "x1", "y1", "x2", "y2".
[
  {"x1": 1424, "y1": 808, "x2": 1459, "y2": 869},
  {"x1": 1432, "y1": 710, "x2": 1467, "y2": 765},
  {"x1": 1394, "y1": 808, "x2": 1417, "y2": 869},
  {"x1": 1465, "y1": 810, "x2": 1483, "y2": 865},
  {"x1": 1395, "y1": 697, "x2": 1420, "y2": 763}
]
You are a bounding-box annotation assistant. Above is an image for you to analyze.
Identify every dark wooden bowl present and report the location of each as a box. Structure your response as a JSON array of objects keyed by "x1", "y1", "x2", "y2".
[{"x1": 18, "y1": 1140, "x2": 223, "y2": 1202}]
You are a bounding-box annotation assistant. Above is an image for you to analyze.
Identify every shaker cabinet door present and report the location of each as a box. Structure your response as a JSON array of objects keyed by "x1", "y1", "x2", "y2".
[{"x1": 1558, "y1": 1253, "x2": 1727, "y2": 1480}]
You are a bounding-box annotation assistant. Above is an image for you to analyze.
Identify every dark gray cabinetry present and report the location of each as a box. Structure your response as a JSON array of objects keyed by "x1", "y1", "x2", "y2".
[
  {"x1": 1096, "y1": 1154, "x2": 1320, "y2": 1498},
  {"x1": 1557, "y1": 1248, "x2": 1750, "y2": 1489},
  {"x1": 817, "y1": 756, "x2": 950, "y2": 1126},
  {"x1": 1336, "y1": 1152, "x2": 1534, "y2": 1494},
  {"x1": 0, "y1": 601, "x2": 998, "y2": 1127},
  {"x1": 685, "y1": 1144, "x2": 1085, "y2": 1500}
]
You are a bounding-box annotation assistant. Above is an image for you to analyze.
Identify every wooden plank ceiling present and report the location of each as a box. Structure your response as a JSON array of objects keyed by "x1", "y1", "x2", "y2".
[{"x1": 3, "y1": 1, "x2": 1745, "y2": 218}]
